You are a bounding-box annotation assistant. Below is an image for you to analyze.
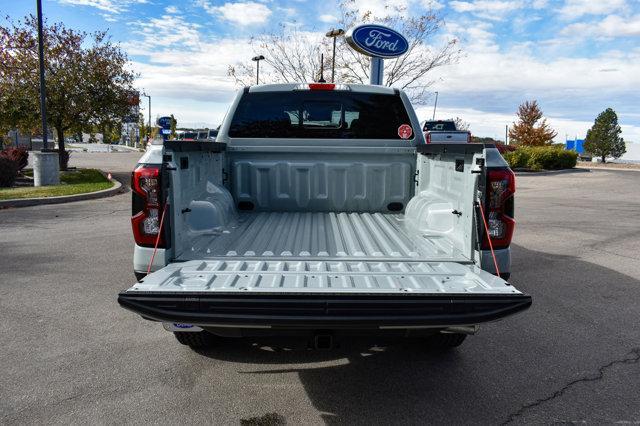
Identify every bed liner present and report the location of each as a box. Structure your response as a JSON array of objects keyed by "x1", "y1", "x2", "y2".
[{"x1": 180, "y1": 211, "x2": 468, "y2": 262}]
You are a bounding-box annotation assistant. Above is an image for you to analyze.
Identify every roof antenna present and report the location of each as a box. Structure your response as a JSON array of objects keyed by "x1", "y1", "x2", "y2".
[{"x1": 318, "y1": 53, "x2": 326, "y2": 83}]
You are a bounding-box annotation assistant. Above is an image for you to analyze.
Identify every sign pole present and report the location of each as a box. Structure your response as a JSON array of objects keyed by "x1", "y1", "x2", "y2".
[{"x1": 370, "y1": 57, "x2": 384, "y2": 85}]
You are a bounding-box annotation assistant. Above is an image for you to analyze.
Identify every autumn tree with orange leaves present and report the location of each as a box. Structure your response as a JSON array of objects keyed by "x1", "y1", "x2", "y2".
[{"x1": 508, "y1": 100, "x2": 557, "y2": 146}]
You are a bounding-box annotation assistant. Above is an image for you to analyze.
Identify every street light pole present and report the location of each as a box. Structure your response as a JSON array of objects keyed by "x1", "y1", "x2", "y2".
[
  {"x1": 432, "y1": 91, "x2": 439, "y2": 120},
  {"x1": 252, "y1": 55, "x2": 265, "y2": 85},
  {"x1": 36, "y1": 0, "x2": 48, "y2": 150},
  {"x1": 142, "y1": 93, "x2": 151, "y2": 142},
  {"x1": 325, "y1": 28, "x2": 345, "y2": 83}
]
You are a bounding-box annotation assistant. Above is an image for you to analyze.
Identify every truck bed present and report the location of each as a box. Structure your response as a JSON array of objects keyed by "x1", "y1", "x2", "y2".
[{"x1": 180, "y1": 211, "x2": 468, "y2": 262}]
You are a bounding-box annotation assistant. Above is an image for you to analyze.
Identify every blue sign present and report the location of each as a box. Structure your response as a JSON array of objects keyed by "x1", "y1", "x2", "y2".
[
  {"x1": 157, "y1": 116, "x2": 172, "y2": 129},
  {"x1": 346, "y1": 24, "x2": 409, "y2": 58}
]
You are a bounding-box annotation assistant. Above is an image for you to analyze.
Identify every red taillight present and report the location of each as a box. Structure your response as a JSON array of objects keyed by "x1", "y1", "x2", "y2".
[
  {"x1": 308, "y1": 83, "x2": 335, "y2": 91},
  {"x1": 425, "y1": 132, "x2": 431, "y2": 144},
  {"x1": 481, "y1": 169, "x2": 515, "y2": 250},
  {"x1": 131, "y1": 165, "x2": 165, "y2": 247}
]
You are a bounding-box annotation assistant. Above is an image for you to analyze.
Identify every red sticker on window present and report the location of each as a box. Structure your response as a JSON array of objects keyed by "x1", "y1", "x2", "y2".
[{"x1": 398, "y1": 124, "x2": 413, "y2": 139}]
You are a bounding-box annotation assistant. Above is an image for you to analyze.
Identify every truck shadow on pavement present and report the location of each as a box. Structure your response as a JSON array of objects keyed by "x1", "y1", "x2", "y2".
[{"x1": 188, "y1": 243, "x2": 640, "y2": 424}]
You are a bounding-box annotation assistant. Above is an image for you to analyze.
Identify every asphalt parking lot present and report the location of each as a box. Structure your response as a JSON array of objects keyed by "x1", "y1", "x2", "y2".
[{"x1": 1, "y1": 152, "x2": 639, "y2": 424}]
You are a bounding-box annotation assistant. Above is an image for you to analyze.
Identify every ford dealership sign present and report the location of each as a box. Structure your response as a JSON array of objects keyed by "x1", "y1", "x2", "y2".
[{"x1": 345, "y1": 24, "x2": 409, "y2": 58}]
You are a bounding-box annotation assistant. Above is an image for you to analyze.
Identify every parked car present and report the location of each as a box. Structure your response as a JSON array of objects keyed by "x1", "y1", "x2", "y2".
[
  {"x1": 422, "y1": 119, "x2": 471, "y2": 144},
  {"x1": 208, "y1": 128, "x2": 218, "y2": 140},
  {"x1": 177, "y1": 131, "x2": 197, "y2": 141},
  {"x1": 119, "y1": 83, "x2": 530, "y2": 351}
]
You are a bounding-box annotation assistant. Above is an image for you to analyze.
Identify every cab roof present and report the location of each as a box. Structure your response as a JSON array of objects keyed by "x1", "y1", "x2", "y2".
[{"x1": 247, "y1": 83, "x2": 398, "y2": 95}]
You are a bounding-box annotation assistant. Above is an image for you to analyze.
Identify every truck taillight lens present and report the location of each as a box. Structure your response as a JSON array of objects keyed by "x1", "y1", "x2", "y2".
[
  {"x1": 131, "y1": 165, "x2": 165, "y2": 247},
  {"x1": 425, "y1": 132, "x2": 431, "y2": 144},
  {"x1": 481, "y1": 169, "x2": 515, "y2": 250}
]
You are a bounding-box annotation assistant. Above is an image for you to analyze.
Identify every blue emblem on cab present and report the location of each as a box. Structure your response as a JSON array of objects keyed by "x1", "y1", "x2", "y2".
[{"x1": 346, "y1": 24, "x2": 409, "y2": 58}]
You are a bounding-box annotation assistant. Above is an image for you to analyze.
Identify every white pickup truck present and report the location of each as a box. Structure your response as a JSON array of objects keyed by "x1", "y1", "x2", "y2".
[
  {"x1": 119, "y1": 83, "x2": 530, "y2": 351},
  {"x1": 422, "y1": 119, "x2": 471, "y2": 144}
]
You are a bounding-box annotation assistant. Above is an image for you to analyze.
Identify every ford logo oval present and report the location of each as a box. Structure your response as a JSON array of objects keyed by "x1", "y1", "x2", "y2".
[{"x1": 346, "y1": 24, "x2": 409, "y2": 58}]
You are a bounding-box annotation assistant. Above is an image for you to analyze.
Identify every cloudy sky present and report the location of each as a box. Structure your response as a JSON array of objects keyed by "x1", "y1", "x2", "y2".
[{"x1": 4, "y1": 0, "x2": 640, "y2": 142}]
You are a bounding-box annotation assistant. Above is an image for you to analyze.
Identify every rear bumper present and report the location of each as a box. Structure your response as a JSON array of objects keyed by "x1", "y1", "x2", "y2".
[
  {"x1": 133, "y1": 245, "x2": 166, "y2": 275},
  {"x1": 117, "y1": 292, "x2": 532, "y2": 329}
]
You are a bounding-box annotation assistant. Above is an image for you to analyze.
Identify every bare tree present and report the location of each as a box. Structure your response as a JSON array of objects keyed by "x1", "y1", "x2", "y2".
[
  {"x1": 453, "y1": 117, "x2": 470, "y2": 131},
  {"x1": 228, "y1": 0, "x2": 460, "y2": 104},
  {"x1": 228, "y1": 27, "x2": 328, "y2": 85}
]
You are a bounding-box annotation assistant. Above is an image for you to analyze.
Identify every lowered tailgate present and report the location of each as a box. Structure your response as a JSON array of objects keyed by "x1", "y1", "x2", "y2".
[{"x1": 118, "y1": 260, "x2": 531, "y2": 328}]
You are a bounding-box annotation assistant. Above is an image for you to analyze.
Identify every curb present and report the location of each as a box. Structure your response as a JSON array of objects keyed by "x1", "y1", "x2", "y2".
[
  {"x1": 575, "y1": 166, "x2": 640, "y2": 173},
  {"x1": 0, "y1": 174, "x2": 124, "y2": 209},
  {"x1": 113, "y1": 145, "x2": 144, "y2": 152},
  {"x1": 514, "y1": 168, "x2": 591, "y2": 176}
]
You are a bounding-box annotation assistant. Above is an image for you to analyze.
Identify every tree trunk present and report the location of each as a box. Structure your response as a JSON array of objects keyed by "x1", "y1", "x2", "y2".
[
  {"x1": 601, "y1": 155, "x2": 606, "y2": 164},
  {"x1": 55, "y1": 126, "x2": 67, "y2": 171}
]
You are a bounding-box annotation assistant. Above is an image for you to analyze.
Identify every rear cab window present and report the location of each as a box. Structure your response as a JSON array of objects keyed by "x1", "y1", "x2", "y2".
[{"x1": 229, "y1": 91, "x2": 413, "y2": 140}]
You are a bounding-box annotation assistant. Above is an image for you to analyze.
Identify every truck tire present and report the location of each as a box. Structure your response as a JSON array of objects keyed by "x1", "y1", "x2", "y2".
[
  {"x1": 427, "y1": 333, "x2": 467, "y2": 348},
  {"x1": 174, "y1": 331, "x2": 217, "y2": 349}
]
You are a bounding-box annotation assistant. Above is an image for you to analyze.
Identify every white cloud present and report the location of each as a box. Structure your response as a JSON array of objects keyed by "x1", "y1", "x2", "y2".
[
  {"x1": 343, "y1": 0, "x2": 444, "y2": 19},
  {"x1": 450, "y1": 0, "x2": 523, "y2": 20},
  {"x1": 277, "y1": 7, "x2": 298, "y2": 17},
  {"x1": 345, "y1": 0, "x2": 411, "y2": 18},
  {"x1": 58, "y1": 0, "x2": 147, "y2": 14},
  {"x1": 319, "y1": 14, "x2": 338, "y2": 23},
  {"x1": 427, "y1": 18, "x2": 640, "y2": 142},
  {"x1": 558, "y1": 0, "x2": 628, "y2": 20},
  {"x1": 560, "y1": 14, "x2": 640, "y2": 38},
  {"x1": 531, "y1": 0, "x2": 548, "y2": 9},
  {"x1": 126, "y1": 15, "x2": 203, "y2": 52},
  {"x1": 200, "y1": 1, "x2": 272, "y2": 26},
  {"x1": 124, "y1": 13, "x2": 252, "y2": 114},
  {"x1": 420, "y1": 0, "x2": 445, "y2": 10},
  {"x1": 164, "y1": 5, "x2": 178, "y2": 14}
]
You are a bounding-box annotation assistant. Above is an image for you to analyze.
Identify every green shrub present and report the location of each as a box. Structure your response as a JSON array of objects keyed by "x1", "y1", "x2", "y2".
[
  {"x1": 0, "y1": 157, "x2": 18, "y2": 187},
  {"x1": 503, "y1": 149, "x2": 530, "y2": 169},
  {"x1": 502, "y1": 146, "x2": 577, "y2": 170}
]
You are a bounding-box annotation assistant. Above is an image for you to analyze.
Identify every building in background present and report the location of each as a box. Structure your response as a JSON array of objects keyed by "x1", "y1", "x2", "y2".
[{"x1": 565, "y1": 139, "x2": 584, "y2": 154}]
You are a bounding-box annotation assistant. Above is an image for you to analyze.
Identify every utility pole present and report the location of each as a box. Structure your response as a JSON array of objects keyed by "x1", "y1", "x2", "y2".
[
  {"x1": 252, "y1": 55, "x2": 265, "y2": 85},
  {"x1": 505, "y1": 125, "x2": 509, "y2": 145},
  {"x1": 432, "y1": 91, "x2": 439, "y2": 120},
  {"x1": 36, "y1": 0, "x2": 48, "y2": 150},
  {"x1": 325, "y1": 28, "x2": 345, "y2": 83}
]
